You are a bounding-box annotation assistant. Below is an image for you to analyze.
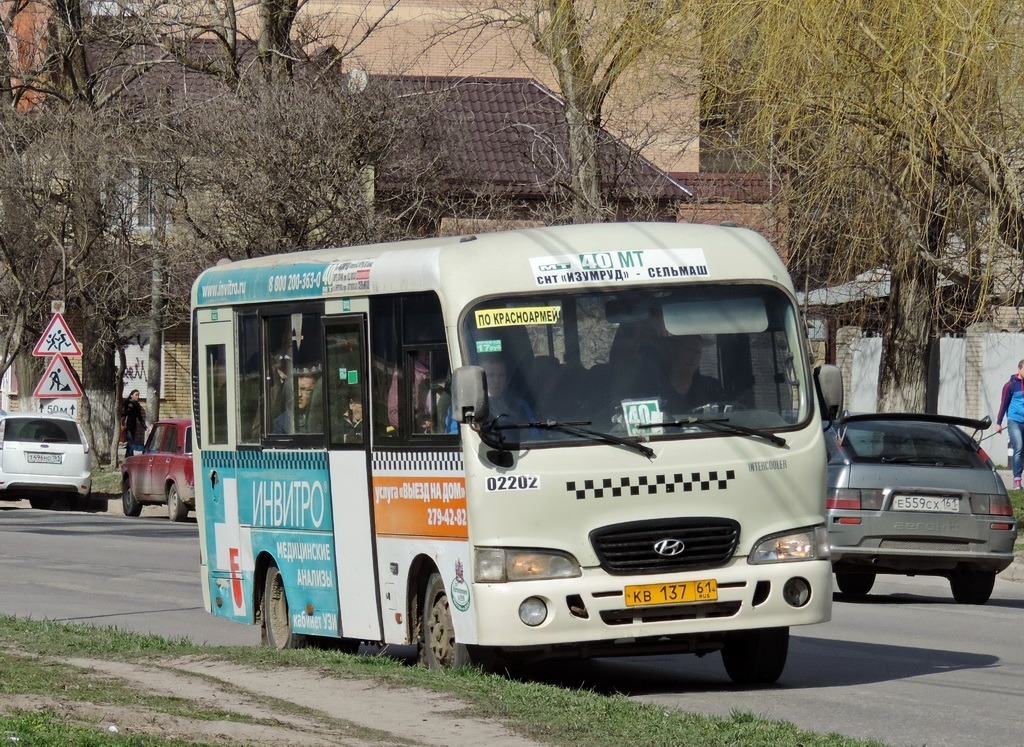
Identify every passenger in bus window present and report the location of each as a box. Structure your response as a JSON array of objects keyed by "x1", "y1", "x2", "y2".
[
  {"x1": 389, "y1": 349, "x2": 452, "y2": 434},
  {"x1": 295, "y1": 371, "x2": 323, "y2": 434},
  {"x1": 269, "y1": 354, "x2": 294, "y2": 433},
  {"x1": 341, "y1": 392, "x2": 363, "y2": 443},
  {"x1": 480, "y1": 355, "x2": 534, "y2": 424},
  {"x1": 663, "y1": 335, "x2": 723, "y2": 414}
]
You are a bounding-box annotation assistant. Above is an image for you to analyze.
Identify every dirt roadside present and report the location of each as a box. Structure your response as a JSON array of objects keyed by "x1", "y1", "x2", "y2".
[{"x1": 2, "y1": 652, "x2": 548, "y2": 747}]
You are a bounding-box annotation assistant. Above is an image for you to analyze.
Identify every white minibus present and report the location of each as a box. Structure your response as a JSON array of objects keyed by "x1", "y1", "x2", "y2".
[{"x1": 191, "y1": 222, "x2": 842, "y2": 683}]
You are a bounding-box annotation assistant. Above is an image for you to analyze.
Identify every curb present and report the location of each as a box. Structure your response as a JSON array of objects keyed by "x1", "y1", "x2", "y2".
[{"x1": 1000, "y1": 557, "x2": 1024, "y2": 583}]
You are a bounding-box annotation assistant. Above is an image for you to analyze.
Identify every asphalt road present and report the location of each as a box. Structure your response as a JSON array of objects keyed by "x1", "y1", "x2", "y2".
[
  {"x1": 2, "y1": 499, "x2": 1023, "y2": 746},
  {"x1": 0, "y1": 498, "x2": 258, "y2": 646}
]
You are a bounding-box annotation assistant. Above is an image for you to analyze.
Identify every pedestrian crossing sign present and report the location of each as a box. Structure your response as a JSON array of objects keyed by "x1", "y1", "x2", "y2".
[{"x1": 33, "y1": 354, "x2": 84, "y2": 398}]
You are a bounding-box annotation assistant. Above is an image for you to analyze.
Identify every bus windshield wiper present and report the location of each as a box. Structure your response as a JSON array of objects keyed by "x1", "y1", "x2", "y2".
[
  {"x1": 640, "y1": 417, "x2": 787, "y2": 447},
  {"x1": 491, "y1": 419, "x2": 655, "y2": 459}
]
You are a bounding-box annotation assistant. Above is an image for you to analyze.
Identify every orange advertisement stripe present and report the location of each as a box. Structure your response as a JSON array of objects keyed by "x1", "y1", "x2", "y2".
[{"x1": 372, "y1": 475, "x2": 468, "y2": 540}]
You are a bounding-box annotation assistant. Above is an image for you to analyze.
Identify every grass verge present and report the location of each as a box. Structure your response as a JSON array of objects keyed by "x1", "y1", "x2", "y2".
[{"x1": 0, "y1": 615, "x2": 887, "y2": 747}]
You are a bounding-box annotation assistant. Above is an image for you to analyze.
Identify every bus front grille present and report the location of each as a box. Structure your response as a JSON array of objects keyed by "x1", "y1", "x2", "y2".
[{"x1": 590, "y1": 518, "x2": 741, "y2": 575}]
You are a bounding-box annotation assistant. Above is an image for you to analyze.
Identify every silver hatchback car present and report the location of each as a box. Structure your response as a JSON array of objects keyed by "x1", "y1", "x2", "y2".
[
  {"x1": 0, "y1": 413, "x2": 93, "y2": 509},
  {"x1": 826, "y1": 413, "x2": 1017, "y2": 605}
]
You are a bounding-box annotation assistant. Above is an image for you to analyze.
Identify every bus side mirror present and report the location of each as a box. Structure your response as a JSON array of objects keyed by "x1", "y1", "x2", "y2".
[
  {"x1": 815, "y1": 364, "x2": 844, "y2": 421},
  {"x1": 452, "y1": 366, "x2": 488, "y2": 424}
]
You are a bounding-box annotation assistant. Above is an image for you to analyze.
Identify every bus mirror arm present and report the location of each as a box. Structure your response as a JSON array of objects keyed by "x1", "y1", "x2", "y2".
[
  {"x1": 814, "y1": 364, "x2": 844, "y2": 429},
  {"x1": 451, "y1": 366, "x2": 489, "y2": 424}
]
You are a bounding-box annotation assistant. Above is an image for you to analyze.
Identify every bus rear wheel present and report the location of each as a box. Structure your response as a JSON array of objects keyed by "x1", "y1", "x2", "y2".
[
  {"x1": 263, "y1": 565, "x2": 307, "y2": 650},
  {"x1": 419, "y1": 572, "x2": 475, "y2": 669},
  {"x1": 720, "y1": 626, "x2": 789, "y2": 684}
]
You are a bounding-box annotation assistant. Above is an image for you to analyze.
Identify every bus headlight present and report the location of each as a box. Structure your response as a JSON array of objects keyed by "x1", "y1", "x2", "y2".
[
  {"x1": 474, "y1": 548, "x2": 582, "y2": 583},
  {"x1": 749, "y1": 525, "x2": 829, "y2": 564}
]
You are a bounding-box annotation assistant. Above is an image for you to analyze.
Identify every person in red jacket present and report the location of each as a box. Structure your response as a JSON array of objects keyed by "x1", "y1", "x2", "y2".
[{"x1": 995, "y1": 359, "x2": 1024, "y2": 489}]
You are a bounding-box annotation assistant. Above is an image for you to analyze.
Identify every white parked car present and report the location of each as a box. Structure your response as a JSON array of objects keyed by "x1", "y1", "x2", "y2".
[{"x1": 0, "y1": 413, "x2": 92, "y2": 509}]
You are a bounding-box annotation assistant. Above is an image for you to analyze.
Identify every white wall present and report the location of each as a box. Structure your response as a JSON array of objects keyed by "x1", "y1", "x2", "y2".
[
  {"x1": 849, "y1": 336, "x2": 882, "y2": 413},
  {"x1": 937, "y1": 337, "x2": 966, "y2": 416}
]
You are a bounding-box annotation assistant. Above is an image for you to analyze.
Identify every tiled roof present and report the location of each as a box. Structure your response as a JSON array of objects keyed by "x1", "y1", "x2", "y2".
[
  {"x1": 386, "y1": 75, "x2": 692, "y2": 201},
  {"x1": 83, "y1": 38, "x2": 690, "y2": 202}
]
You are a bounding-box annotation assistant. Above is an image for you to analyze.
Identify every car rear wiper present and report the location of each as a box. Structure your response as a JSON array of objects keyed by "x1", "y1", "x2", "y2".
[
  {"x1": 880, "y1": 456, "x2": 950, "y2": 466},
  {"x1": 490, "y1": 419, "x2": 655, "y2": 459},
  {"x1": 640, "y1": 417, "x2": 787, "y2": 447}
]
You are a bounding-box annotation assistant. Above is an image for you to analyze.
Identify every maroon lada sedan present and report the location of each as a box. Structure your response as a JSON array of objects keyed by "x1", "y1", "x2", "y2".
[{"x1": 121, "y1": 418, "x2": 195, "y2": 521}]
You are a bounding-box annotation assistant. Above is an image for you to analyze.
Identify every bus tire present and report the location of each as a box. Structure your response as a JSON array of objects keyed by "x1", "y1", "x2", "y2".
[
  {"x1": 721, "y1": 626, "x2": 789, "y2": 685},
  {"x1": 263, "y1": 565, "x2": 307, "y2": 650},
  {"x1": 419, "y1": 572, "x2": 474, "y2": 669},
  {"x1": 122, "y1": 479, "x2": 142, "y2": 517},
  {"x1": 167, "y1": 484, "x2": 189, "y2": 522}
]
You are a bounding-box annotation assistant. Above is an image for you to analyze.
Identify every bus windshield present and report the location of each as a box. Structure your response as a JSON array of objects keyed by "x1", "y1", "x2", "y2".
[{"x1": 461, "y1": 284, "x2": 810, "y2": 444}]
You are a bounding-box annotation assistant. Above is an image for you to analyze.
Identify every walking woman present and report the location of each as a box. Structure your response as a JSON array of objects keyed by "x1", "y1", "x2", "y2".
[
  {"x1": 995, "y1": 359, "x2": 1024, "y2": 489},
  {"x1": 121, "y1": 389, "x2": 146, "y2": 458}
]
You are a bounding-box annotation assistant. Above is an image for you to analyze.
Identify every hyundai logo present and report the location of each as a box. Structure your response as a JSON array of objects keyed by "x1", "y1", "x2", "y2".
[{"x1": 653, "y1": 538, "x2": 686, "y2": 556}]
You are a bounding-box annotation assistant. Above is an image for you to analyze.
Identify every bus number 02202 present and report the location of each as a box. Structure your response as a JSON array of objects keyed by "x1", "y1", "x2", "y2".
[{"x1": 485, "y1": 475, "x2": 540, "y2": 491}]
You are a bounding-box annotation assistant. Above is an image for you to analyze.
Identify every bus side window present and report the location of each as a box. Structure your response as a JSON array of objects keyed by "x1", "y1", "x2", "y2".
[
  {"x1": 237, "y1": 312, "x2": 261, "y2": 445},
  {"x1": 371, "y1": 293, "x2": 455, "y2": 441},
  {"x1": 261, "y1": 312, "x2": 323, "y2": 442},
  {"x1": 326, "y1": 325, "x2": 365, "y2": 447},
  {"x1": 205, "y1": 344, "x2": 228, "y2": 445},
  {"x1": 409, "y1": 345, "x2": 451, "y2": 434}
]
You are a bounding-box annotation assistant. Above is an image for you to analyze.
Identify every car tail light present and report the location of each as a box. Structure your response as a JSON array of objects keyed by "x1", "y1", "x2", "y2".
[
  {"x1": 78, "y1": 425, "x2": 90, "y2": 454},
  {"x1": 976, "y1": 446, "x2": 995, "y2": 468},
  {"x1": 185, "y1": 458, "x2": 194, "y2": 487},
  {"x1": 970, "y1": 493, "x2": 1014, "y2": 516},
  {"x1": 826, "y1": 488, "x2": 883, "y2": 510}
]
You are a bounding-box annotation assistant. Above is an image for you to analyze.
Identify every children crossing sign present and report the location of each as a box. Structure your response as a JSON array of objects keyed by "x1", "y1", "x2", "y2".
[
  {"x1": 33, "y1": 354, "x2": 84, "y2": 399},
  {"x1": 33, "y1": 312, "x2": 82, "y2": 357},
  {"x1": 32, "y1": 310, "x2": 83, "y2": 403}
]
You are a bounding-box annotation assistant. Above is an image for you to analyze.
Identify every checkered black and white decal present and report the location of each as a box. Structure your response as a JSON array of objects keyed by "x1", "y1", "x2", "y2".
[
  {"x1": 372, "y1": 450, "x2": 464, "y2": 474},
  {"x1": 567, "y1": 470, "x2": 736, "y2": 500}
]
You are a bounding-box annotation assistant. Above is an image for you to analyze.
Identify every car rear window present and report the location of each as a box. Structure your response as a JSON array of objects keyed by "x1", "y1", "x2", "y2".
[
  {"x1": 839, "y1": 420, "x2": 980, "y2": 467},
  {"x1": 2, "y1": 417, "x2": 81, "y2": 444}
]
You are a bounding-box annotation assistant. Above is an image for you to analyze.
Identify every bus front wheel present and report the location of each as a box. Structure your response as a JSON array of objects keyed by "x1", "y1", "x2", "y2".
[
  {"x1": 720, "y1": 626, "x2": 789, "y2": 685},
  {"x1": 419, "y1": 572, "x2": 475, "y2": 669},
  {"x1": 262, "y1": 566, "x2": 307, "y2": 650}
]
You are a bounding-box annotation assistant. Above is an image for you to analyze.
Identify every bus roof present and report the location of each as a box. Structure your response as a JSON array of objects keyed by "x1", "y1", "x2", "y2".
[{"x1": 191, "y1": 222, "x2": 792, "y2": 312}]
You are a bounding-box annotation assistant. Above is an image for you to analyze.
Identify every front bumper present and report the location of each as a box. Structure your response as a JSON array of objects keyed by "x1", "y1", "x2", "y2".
[
  {"x1": 828, "y1": 510, "x2": 1017, "y2": 574},
  {"x1": 470, "y1": 557, "x2": 832, "y2": 650}
]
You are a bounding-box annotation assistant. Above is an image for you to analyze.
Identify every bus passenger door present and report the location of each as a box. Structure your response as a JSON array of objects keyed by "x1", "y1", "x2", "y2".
[
  {"x1": 195, "y1": 313, "x2": 244, "y2": 618},
  {"x1": 325, "y1": 316, "x2": 382, "y2": 641}
]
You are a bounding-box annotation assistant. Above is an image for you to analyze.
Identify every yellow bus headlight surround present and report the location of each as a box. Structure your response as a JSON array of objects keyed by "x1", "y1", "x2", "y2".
[
  {"x1": 474, "y1": 548, "x2": 582, "y2": 583},
  {"x1": 749, "y1": 525, "x2": 830, "y2": 564}
]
